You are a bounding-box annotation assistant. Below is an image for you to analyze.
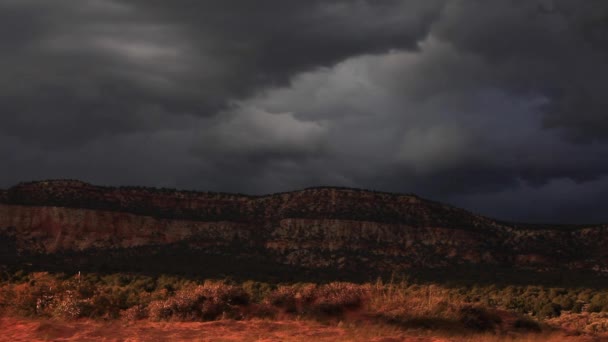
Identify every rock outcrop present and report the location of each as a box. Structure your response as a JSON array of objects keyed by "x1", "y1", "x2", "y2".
[{"x1": 0, "y1": 180, "x2": 607, "y2": 276}]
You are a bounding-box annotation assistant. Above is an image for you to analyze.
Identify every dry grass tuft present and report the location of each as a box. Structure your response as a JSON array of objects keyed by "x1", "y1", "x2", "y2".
[{"x1": 147, "y1": 281, "x2": 249, "y2": 321}]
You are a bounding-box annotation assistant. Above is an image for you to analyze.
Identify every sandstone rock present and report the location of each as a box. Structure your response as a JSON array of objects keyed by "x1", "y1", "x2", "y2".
[{"x1": 0, "y1": 180, "x2": 607, "y2": 274}]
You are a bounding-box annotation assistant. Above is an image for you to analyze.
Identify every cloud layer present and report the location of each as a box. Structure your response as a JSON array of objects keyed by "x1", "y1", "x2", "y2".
[{"x1": 2, "y1": 0, "x2": 608, "y2": 223}]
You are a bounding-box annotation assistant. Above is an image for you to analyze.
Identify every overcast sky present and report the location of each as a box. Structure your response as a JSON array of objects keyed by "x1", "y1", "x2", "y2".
[{"x1": 2, "y1": 0, "x2": 608, "y2": 223}]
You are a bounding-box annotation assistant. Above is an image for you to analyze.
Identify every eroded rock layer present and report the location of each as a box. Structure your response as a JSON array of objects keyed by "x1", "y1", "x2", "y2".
[{"x1": 1, "y1": 180, "x2": 607, "y2": 275}]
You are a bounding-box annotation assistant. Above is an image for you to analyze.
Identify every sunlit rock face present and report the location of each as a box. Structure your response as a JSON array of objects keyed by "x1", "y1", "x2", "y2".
[{"x1": 0, "y1": 180, "x2": 607, "y2": 274}]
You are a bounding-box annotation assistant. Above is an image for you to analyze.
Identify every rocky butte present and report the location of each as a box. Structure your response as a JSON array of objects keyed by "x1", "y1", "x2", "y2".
[{"x1": 0, "y1": 180, "x2": 607, "y2": 280}]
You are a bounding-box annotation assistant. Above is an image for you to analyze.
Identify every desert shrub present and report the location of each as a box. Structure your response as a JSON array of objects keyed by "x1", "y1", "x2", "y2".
[
  {"x1": 588, "y1": 303, "x2": 603, "y2": 313},
  {"x1": 554, "y1": 296, "x2": 574, "y2": 311},
  {"x1": 7, "y1": 273, "x2": 60, "y2": 316},
  {"x1": 578, "y1": 290, "x2": 593, "y2": 302},
  {"x1": 155, "y1": 275, "x2": 191, "y2": 293},
  {"x1": 266, "y1": 282, "x2": 368, "y2": 316},
  {"x1": 9, "y1": 283, "x2": 38, "y2": 316},
  {"x1": 588, "y1": 294, "x2": 608, "y2": 313},
  {"x1": 11, "y1": 276, "x2": 94, "y2": 319},
  {"x1": 87, "y1": 287, "x2": 127, "y2": 318},
  {"x1": 571, "y1": 301, "x2": 584, "y2": 313},
  {"x1": 148, "y1": 300, "x2": 172, "y2": 321},
  {"x1": 267, "y1": 285, "x2": 299, "y2": 312},
  {"x1": 201, "y1": 282, "x2": 250, "y2": 306},
  {"x1": 458, "y1": 306, "x2": 502, "y2": 332},
  {"x1": 48, "y1": 290, "x2": 82, "y2": 319},
  {"x1": 3, "y1": 270, "x2": 608, "y2": 329},
  {"x1": 242, "y1": 281, "x2": 274, "y2": 303},
  {"x1": 148, "y1": 282, "x2": 249, "y2": 321},
  {"x1": 0, "y1": 272, "x2": 178, "y2": 319},
  {"x1": 429, "y1": 300, "x2": 451, "y2": 316},
  {"x1": 539, "y1": 303, "x2": 562, "y2": 318},
  {"x1": 121, "y1": 304, "x2": 148, "y2": 321},
  {"x1": 311, "y1": 282, "x2": 368, "y2": 315},
  {"x1": 0, "y1": 284, "x2": 11, "y2": 314}
]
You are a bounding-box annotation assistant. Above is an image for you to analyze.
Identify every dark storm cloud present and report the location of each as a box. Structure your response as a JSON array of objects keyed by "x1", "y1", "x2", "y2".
[
  {"x1": 432, "y1": 0, "x2": 608, "y2": 142},
  {"x1": 0, "y1": 0, "x2": 205, "y2": 145},
  {"x1": 0, "y1": 0, "x2": 445, "y2": 146},
  {"x1": 129, "y1": 0, "x2": 445, "y2": 82},
  {"x1": 2, "y1": 0, "x2": 608, "y2": 223}
]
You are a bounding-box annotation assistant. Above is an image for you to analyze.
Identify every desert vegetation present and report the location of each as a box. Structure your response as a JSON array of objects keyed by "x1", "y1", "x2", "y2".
[{"x1": 1, "y1": 271, "x2": 608, "y2": 340}]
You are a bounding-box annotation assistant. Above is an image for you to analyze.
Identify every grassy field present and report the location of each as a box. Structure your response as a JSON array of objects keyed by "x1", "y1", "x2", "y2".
[{"x1": 1, "y1": 271, "x2": 608, "y2": 341}]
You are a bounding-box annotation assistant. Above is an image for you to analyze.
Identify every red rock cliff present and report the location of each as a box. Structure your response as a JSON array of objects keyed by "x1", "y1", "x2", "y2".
[{"x1": 1, "y1": 180, "x2": 607, "y2": 274}]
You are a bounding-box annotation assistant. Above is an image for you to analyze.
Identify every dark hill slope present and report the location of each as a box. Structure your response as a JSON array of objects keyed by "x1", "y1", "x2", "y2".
[{"x1": 1, "y1": 180, "x2": 607, "y2": 279}]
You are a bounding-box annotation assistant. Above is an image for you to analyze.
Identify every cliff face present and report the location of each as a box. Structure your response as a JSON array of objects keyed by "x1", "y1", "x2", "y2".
[
  {"x1": 0, "y1": 205, "x2": 255, "y2": 253},
  {"x1": 0, "y1": 180, "x2": 607, "y2": 275}
]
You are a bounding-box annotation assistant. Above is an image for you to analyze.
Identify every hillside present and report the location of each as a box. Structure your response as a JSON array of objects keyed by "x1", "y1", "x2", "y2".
[{"x1": 1, "y1": 180, "x2": 607, "y2": 280}]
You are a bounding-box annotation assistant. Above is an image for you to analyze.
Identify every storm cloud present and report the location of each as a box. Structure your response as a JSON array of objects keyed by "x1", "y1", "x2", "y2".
[{"x1": 1, "y1": 0, "x2": 608, "y2": 223}]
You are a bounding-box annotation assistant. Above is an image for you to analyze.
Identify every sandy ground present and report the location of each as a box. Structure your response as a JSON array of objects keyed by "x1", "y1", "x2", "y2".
[
  {"x1": 0, "y1": 317, "x2": 428, "y2": 342},
  {"x1": 0, "y1": 317, "x2": 603, "y2": 342}
]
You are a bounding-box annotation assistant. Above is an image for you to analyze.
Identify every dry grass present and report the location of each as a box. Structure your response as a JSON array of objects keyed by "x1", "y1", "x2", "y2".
[
  {"x1": 146, "y1": 281, "x2": 249, "y2": 321},
  {"x1": 2, "y1": 273, "x2": 608, "y2": 340},
  {"x1": 546, "y1": 311, "x2": 608, "y2": 335},
  {"x1": 0, "y1": 316, "x2": 599, "y2": 342}
]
